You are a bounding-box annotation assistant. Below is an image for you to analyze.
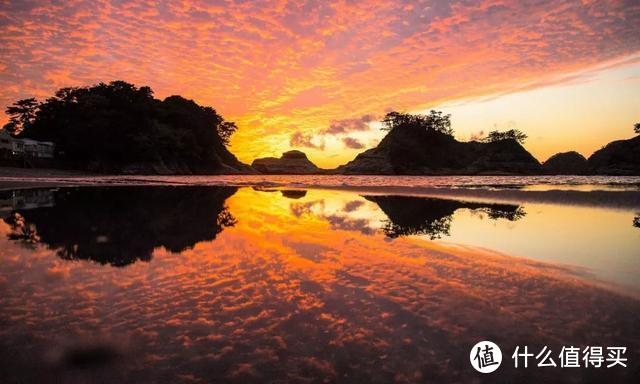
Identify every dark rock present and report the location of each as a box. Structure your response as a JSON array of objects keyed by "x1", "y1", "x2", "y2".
[
  {"x1": 252, "y1": 150, "x2": 322, "y2": 174},
  {"x1": 588, "y1": 136, "x2": 640, "y2": 175},
  {"x1": 335, "y1": 126, "x2": 540, "y2": 175},
  {"x1": 542, "y1": 151, "x2": 588, "y2": 175}
]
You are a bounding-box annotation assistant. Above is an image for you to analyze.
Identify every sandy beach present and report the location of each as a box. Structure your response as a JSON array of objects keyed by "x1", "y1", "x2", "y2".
[
  {"x1": 2, "y1": 167, "x2": 640, "y2": 211},
  {"x1": 0, "y1": 167, "x2": 94, "y2": 189},
  {"x1": 0, "y1": 166, "x2": 90, "y2": 177}
]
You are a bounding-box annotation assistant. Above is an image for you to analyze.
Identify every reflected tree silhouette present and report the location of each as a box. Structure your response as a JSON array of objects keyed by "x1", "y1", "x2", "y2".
[
  {"x1": 364, "y1": 195, "x2": 526, "y2": 239},
  {"x1": 634, "y1": 214, "x2": 640, "y2": 228},
  {"x1": 5, "y1": 186, "x2": 238, "y2": 266},
  {"x1": 483, "y1": 206, "x2": 527, "y2": 221}
]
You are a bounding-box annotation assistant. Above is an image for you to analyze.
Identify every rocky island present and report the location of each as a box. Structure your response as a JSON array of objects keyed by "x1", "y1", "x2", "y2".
[
  {"x1": 335, "y1": 111, "x2": 540, "y2": 175},
  {"x1": 542, "y1": 151, "x2": 588, "y2": 175},
  {"x1": 252, "y1": 150, "x2": 323, "y2": 174},
  {"x1": 587, "y1": 135, "x2": 640, "y2": 175}
]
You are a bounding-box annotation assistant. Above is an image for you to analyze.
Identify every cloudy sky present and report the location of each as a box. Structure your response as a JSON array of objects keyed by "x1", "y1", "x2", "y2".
[{"x1": 1, "y1": 0, "x2": 639, "y2": 167}]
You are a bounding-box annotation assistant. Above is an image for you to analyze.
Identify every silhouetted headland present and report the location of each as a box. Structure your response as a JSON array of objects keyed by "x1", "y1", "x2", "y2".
[
  {"x1": 336, "y1": 111, "x2": 541, "y2": 175},
  {"x1": 587, "y1": 135, "x2": 640, "y2": 175},
  {"x1": 3, "y1": 82, "x2": 639, "y2": 175},
  {"x1": 2, "y1": 81, "x2": 253, "y2": 174}
]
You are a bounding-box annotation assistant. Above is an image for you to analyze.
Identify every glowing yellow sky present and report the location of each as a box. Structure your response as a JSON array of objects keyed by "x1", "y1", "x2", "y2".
[{"x1": 1, "y1": 1, "x2": 639, "y2": 167}]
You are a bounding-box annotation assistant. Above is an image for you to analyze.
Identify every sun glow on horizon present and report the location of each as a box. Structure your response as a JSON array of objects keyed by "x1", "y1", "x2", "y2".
[{"x1": 433, "y1": 59, "x2": 640, "y2": 163}]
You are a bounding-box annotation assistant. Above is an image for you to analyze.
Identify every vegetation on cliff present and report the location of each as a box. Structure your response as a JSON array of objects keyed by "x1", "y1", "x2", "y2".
[
  {"x1": 337, "y1": 110, "x2": 540, "y2": 175},
  {"x1": 482, "y1": 129, "x2": 528, "y2": 144},
  {"x1": 3, "y1": 81, "x2": 248, "y2": 174}
]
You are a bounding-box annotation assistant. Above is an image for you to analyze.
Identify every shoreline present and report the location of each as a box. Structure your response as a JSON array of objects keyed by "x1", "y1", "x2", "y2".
[{"x1": 1, "y1": 169, "x2": 640, "y2": 210}]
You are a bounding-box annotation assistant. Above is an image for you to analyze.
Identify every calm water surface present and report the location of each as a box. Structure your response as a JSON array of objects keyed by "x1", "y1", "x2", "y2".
[{"x1": 0, "y1": 183, "x2": 639, "y2": 383}]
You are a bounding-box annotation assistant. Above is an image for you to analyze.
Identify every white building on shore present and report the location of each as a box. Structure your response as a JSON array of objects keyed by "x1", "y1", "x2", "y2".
[{"x1": 0, "y1": 129, "x2": 55, "y2": 159}]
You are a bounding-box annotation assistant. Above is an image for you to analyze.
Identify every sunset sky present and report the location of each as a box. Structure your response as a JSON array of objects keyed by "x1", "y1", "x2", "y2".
[{"x1": 1, "y1": 0, "x2": 639, "y2": 168}]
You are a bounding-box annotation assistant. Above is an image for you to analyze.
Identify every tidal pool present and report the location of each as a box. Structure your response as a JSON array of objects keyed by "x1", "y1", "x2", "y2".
[{"x1": 0, "y1": 186, "x2": 638, "y2": 383}]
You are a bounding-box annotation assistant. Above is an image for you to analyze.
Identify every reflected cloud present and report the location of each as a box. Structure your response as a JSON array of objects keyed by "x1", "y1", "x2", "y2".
[
  {"x1": 342, "y1": 200, "x2": 364, "y2": 213},
  {"x1": 290, "y1": 199, "x2": 325, "y2": 218},
  {"x1": 323, "y1": 215, "x2": 374, "y2": 235},
  {"x1": 365, "y1": 195, "x2": 525, "y2": 239},
  {"x1": 0, "y1": 186, "x2": 639, "y2": 383},
  {"x1": 288, "y1": 195, "x2": 376, "y2": 235},
  {"x1": 4, "y1": 187, "x2": 237, "y2": 266}
]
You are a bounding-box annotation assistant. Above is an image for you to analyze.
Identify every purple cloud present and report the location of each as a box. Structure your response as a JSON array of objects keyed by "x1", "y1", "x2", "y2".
[
  {"x1": 342, "y1": 137, "x2": 365, "y2": 149},
  {"x1": 322, "y1": 114, "x2": 376, "y2": 135},
  {"x1": 290, "y1": 131, "x2": 325, "y2": 150}
]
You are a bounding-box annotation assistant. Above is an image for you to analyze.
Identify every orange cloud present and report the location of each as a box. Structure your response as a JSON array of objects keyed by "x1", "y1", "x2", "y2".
[{"x1": 0, "y1": 0, "x2": 639, "y2": 167}]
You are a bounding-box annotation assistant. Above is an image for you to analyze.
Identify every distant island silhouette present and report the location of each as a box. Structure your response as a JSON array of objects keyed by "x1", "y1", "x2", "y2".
[
  {"x1": 4, "y1": 186, "x2": 238, "y2": 266},
  {"x1": 252, "y1": 150, "x2": 321, "y2": 174},
  {"x1": 541, "y1": 151, "x2": 588, "y2": 175},
  {"x1": 2, "y1": 80, "x2": 639, "y2": 175}
]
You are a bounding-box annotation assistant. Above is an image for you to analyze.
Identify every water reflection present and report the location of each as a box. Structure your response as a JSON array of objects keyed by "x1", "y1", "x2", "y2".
[
  {"x1": 280, "y1": 189, "x2": 308, "y2": 199},
  {"x1": 634, "y1": 214, "x2": 639, "y2": 228},
  {"x1": 365, "y1": 195, "x2": 525, "y2": 239},
  {"x1": 0, "y1": 186, "x2": 639, "y2": 383},
  {"x1": 3, "y1": 186, "x2": 237, "y2": 266}
]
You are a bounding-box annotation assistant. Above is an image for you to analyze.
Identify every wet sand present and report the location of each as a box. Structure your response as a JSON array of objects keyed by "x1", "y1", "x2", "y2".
[
  {"x1": 0, "y1": 166, "x2": 90, "y2": 177},
  {"x1": 2, "y1": 168, "x2": 640, "y2": 209},
  {"x1": 0, "y1": 167, "x2": 92, "y2": 189}
]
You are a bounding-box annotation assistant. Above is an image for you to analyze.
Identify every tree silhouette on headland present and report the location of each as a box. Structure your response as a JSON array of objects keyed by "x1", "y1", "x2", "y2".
[
  {"x1": 4, "y1": 186, "x2": 238, "y2": 267},
  {"x1": 634, "y1": 123, "x2": 639, "y2": 135},
  {"x1": 3, "y1": 98, "x2": 38, "y2": 134},
  {"x1": 3, "y1": 81, "x2": 239, "y2": 173},
  {"x1": 483, "y1": 129, "x2": 528, "y2": 144},
  {"x1": 381, "y1": 110, "x2": 453, "y2": 136},
  {"x1": 364, "y1": 195, "x2": 526, "y2": 239}
]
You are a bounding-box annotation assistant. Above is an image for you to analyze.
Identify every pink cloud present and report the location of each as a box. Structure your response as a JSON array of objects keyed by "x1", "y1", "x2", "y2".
[
  {"x1": 0, "y1": 0, "x2": 638, "y2": 165},
  {"x1": 322, "y1": 114, "x2": 376, "y2": 135}
]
